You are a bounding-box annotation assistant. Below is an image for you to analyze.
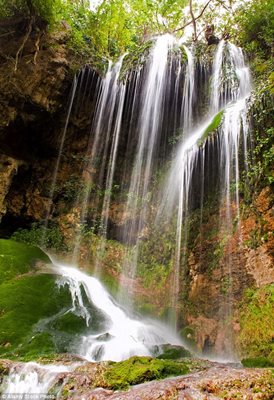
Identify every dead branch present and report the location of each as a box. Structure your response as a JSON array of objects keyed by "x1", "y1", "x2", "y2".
[
  {"x1": 0, "y1": 31, "x2": 16, "y2": 38},
  {"x1": 14, "y1": 16, "x2": 34, "y2": 72},
  {"x1": 33, "y1": 31, "x2": 43, "y2": 65}
]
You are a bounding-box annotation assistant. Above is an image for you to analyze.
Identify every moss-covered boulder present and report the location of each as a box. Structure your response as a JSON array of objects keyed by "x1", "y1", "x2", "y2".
[
  {"x1": 102, "y1": 356, "x2": 190, "y2": 389},
  {"x1": 62, "y1": 356, "x2": 191, "y2": 393},
  {"x1": 241, "y1": 357, "x2": 274, "y2": 368},
  {"x1": 0, "y1": 239, "x2": 77, "y2": 360}
]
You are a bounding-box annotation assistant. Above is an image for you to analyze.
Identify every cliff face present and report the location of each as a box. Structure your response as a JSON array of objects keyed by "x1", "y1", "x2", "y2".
[
  {"x1": 0, "y1": 24, "x2": 273, "y2": 361},
  {"x1": 0, "y1": 19, "x2": 95, "y2": 233},
  {"x1": 180, "y1": 187, "x2": 274, "y2": 356}
]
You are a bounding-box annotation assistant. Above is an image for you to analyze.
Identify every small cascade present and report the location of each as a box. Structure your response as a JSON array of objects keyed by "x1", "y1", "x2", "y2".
[
  {"x1": 52, "y1": 258, "x2": 182, "y2": 362},
  {"x1": 119, "y1": 36, "x2": 195, "y2": 304},
  {"x1": 1, "y1": 363, "x2": 69, "y2": 396},
  {"x1": 72, "y1": 56, "x2": 127, "y2": 265},
  {"x1": 163, "y1": 40, "x2": 251, "y2": 351},
  {"x1": 40, "y1": 74, "x2": 79, "y2": 246},
  {"x1": 181, "y1": 45, "x2": 195, "y2": 134},
  {"x1": 41, "y1": 66, "x2": 98, "y2": 247}
]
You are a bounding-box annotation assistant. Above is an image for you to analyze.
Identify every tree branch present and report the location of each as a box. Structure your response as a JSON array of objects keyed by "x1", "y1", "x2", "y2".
[
  {"x1": 174, "y1": 0, "x2": 213, "y2": 33},
  {"x1": 189, "y1": 0, "x2": 197, "y2": 41}
]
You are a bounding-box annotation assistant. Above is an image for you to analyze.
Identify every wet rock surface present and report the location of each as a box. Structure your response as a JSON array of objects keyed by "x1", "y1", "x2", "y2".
[
  {"x1": 45, "y1": 362, "x2": 274, "y2": 400},
  {"x1": 1, "y1": 356, "x2": 273, "y2": 399},
  {"x1": 66, "y1": 364, "x2": 274, "y2": 400}
]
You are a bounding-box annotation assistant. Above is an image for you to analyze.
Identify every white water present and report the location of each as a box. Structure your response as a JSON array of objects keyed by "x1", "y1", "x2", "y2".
[
  {"x1": 120, "y1": 35, "x2": 196, "y2": 303},
  {"x1": 2, "y1": 363, "x2": 69, "y2": 396},
  {"x1": 72, "y1": 56, "x2": 127, "y2": 264},
  {"x1": 181, "y1": 45, "x2": 195, "y2": 134},
  {"x1": 162, "y1": 40, "x2": 251, "y2": 345},
  {"x1": 53, "y1": 258, "x2": 182, "y2": 362}
]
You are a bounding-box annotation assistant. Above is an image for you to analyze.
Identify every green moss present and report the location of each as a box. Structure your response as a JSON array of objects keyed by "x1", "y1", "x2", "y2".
[
  {"x1": 15, "y1": 333, "x2": 57, "y2": 362},
  {"x1": 0, "y1": 239, "x2": 49, "y2": 284},
  {"x1": 156, "y1": 344, "x2": 192, "y2": 360},
  {"x1": 51, "y1": 311, "x2": 87, "y2": 334},
  {"x1": 197, "y1": 110, "x2": 224, "y2": 146},
  {"x1": 0, "y1": 239, "x2": 82, "y2": 360},
  {"x1": 0, "y1": 273, "x2": 72, "y2": 359},
  {"x1": 236, "y1": 285, "x2": 274, "y2": 360},
  {"x1": 241, "y1": 357, "x2": 274, "y2": 368},
  {"x1": 102, "y1": 356, "x2": 190, "y2": 390}
]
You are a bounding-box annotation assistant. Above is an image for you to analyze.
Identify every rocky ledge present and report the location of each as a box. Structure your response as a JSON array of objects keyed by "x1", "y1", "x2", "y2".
[{"x1": 0, "y1": 357, "x2": 273, "y2": 400}]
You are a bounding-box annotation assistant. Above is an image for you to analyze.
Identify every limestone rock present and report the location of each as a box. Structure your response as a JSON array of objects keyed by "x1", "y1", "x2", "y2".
[{"x1": 0, "y1": 155, "x2": 21, "y2": 221}]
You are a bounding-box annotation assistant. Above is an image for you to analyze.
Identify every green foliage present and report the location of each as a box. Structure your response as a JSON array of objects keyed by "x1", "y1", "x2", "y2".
[
  {"x1": 237, "y1": 285, "x2": 274, "y2": 361},
  {"x1": 11, "y1": 222, "x2": 66, "y2": 251},
  {"x1": 137, "y1": 227, "x2": 175, "y2": 288},
  {"x1": 240, "y1": 86, "x2": 274, "y2": 200},
  {"x1": 0, "y1": 0, "x2": 57, "y2": 22},
  {"x1": 241, "y1": 357, "x2": 274, "y2": 368},
  {"x1": 55, "y1": 176, "x2": 87, "y2": 203},
  {"x1": 233, "y1": 0, "x2": 274, "y2": 57},
  {"x1": 102, "y1": 356, "x2": 190, "y2": 389}
]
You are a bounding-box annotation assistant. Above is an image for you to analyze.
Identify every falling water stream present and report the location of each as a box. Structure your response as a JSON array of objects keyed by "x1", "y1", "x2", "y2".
[
  {"x1": 162, "y1": 39, "x2": 251, "y2": 336},
  {"x1": 1, "y1": 36, "x2": 252, "y2": 395}
]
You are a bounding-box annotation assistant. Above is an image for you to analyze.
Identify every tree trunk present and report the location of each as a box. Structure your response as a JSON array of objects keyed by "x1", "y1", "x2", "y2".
[{"x1": 189, "y1": 0, "x2": 197, "y2": 41}]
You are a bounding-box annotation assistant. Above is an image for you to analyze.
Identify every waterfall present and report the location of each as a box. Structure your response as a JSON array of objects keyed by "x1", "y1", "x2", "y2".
[
  {"x1": 20, "y1": 36, "x2": 252, "y2": 369},
  {"x1": 162, "y1": 40, "x2": 251, "y2": 348}
]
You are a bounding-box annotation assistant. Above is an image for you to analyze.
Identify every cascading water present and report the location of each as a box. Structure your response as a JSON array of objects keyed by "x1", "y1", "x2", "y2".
[
  {"x1": 162, "y1": 40, "x2": 251, "y2": 352},
  {"x1": 41, "y1": 66, "x2": 98, "y2": 248},
  {"x1": 72, "y1": 56, "x2": 127, "y2": 265},
  {"x1": 53, "y1": 257, "x2": 182, "y2": 362},
  {"x1": 0, "y1": 255, "x2": 182, "y2": 395},
  {"x1": 119, "y1": 36, "x2": 197, "y2": 306},
  {"x1": 1, "y1": 363, "x2": 69, "y2": 396}
]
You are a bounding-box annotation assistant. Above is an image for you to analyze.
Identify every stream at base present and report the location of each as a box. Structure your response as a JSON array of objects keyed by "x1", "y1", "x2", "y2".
[{"x1": 0, "y1": 257, "x2": 183, "y2": 397}]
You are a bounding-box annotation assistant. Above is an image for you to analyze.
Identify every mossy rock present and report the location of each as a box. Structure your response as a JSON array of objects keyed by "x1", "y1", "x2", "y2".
[
  {"x1": 0, "y1": 239, "x2": 73, "y2": 359},
  {"x1": 0, "y1": 239, "x2": 113, "y2": 360},
  {"x1": 0, "y1": 361, "x2": 9, "y2": 384},
  {"x1": 0, "y1": 272, "x2": 72, "y2": 359},
  {"x1": 197, "y1": 110, "x2": 224, "y2": 146},
  {"x1": 241, "y1": 357, "x2": 274, "y2": 368},
  {"x1": 100, "y1": 356, "x2": 190, "y2": 390},
  {"x1": 156, "y1": 344, "x2": 192, "y2": 360}
]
